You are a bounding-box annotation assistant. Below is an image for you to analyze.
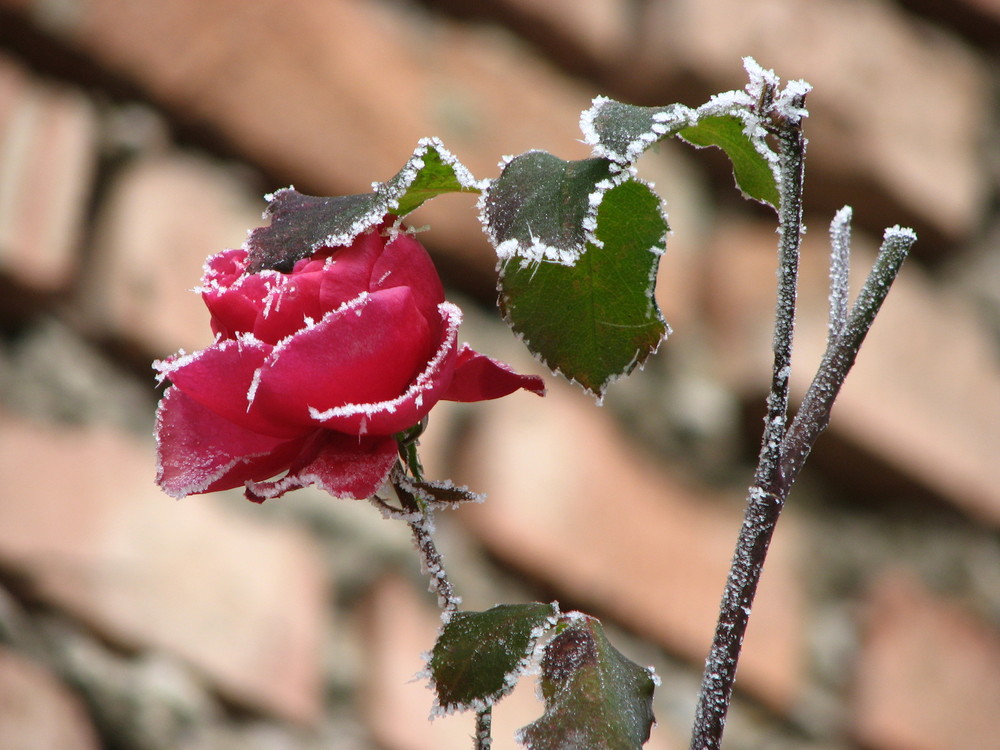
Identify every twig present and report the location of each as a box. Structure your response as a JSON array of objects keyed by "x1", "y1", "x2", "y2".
[
  {"x1": 393, "y1": 472, "x2": 462, "y2": 613},
  {"x1": 475, "y1": 706, "x2": 493, "y2": 750},
  {"x1": 689, "y1": 90, "x2": 807, "y2": 750},
  {"x1": 781, "y1": 223, "x2": 915, "y2": 482},
  {"x1": 688, "y1": 97, "x2": 914, "y2": 749},
  {"x1": 393, "y1": 462, "x2": 489, "y2": 748}
]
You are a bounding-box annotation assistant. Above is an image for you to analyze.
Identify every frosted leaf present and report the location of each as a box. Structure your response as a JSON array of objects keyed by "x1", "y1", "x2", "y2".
[
  {"x1": 427, "y1": 603, "x2": 560, "y2": 716},
  {"x1": 517, "y1": 614, "x2": 656, "y2": 750},
  {"x1": 244, "y1": 138, "x2": 481, "y2": 273},
  {"x1": 579, "y1": 79, "x2": 781, "y2": 208},
  {"x1": 494, "y1": 174, "x2": 669, "y2": 401},
  {"x1": 481, "y1": 151, "x2": 636, "y2": 269},
  {"x1": 580, "y1": 97, "x2": 697, "y2": 164}
]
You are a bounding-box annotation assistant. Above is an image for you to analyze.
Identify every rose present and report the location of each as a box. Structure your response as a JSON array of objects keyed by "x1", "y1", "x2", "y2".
[{"x1": 154, "y1": 219, "x2": 544, "y2": 502}]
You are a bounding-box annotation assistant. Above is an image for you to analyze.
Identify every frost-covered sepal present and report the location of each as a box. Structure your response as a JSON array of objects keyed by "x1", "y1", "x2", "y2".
[
  {"x1": 244, "y1": 137, "x2": 481, "y2": 273},
  {"x1": 394, "y1": 473, "x2": 485, "y2": 511},
  {"x1": 427, "y1": 602, "x2": 560, "y2": 715},
  {"x1": 517, "y1": 614, "x2": 658, "y2": 750},
  {"x1": 487, "y1": 157, "x2": 669, "y2": 401}
]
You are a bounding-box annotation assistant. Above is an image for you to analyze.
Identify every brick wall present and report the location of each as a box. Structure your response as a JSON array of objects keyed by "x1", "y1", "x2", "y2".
[{"x1": 1, "y1": 1, "x2": 998, "y2": 749}]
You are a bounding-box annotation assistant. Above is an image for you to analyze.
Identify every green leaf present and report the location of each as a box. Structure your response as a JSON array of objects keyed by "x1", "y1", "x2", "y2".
[
  {"x1": 488, "y1": 154, "x2": 668, "y2": 400},
  {"x1": 483, "y1": 152, "x2": 616, "y2": 266},
  {"x1": 580, "y1": 98, "x2": 696, "y2": 164},
  {"x1": 677, "y1": 115, "x2": 780, "y2": 207},
  {"x1": 244, "y1": 137, "x2": 479, "y2": 272},
  {"x1": 580, "y1": 96, "x2": 780, "y2": 209},
  {"x1": 429, "y1": 603, "x2": 559, "y2": 713},
  {"x1": 518, "y1": 615, "x2": 657, "y2": 750}
]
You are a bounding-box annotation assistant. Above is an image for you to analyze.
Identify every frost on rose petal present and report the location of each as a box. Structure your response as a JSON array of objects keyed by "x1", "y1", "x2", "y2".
[
  {"x1": 308, "y1": 301, "x2": 463, "y2": 430},
  {"x1": 244, "y1": 138, "x2": 481, "y2": 274}
]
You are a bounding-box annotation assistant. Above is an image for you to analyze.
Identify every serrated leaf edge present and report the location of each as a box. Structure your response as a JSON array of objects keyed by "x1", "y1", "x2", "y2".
[
  {"x1": 479, "y1": 153, "x2": 641, "y2": 269},
  {"x1": 493, "y1": 175, "x2": 671, "y2": 404},
  {"x1": 579, "y1": 80, "x2": 783, "y2": 208},
  {"x1": 250, "y1": 137, "x2": 482, "y2": 257},
  {"x1": 424, "y1": 603, "x2": 561, "y2": 719}
]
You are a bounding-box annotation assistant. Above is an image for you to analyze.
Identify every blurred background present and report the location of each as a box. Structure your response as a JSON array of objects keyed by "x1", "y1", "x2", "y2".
[{"x1": 1, "y1": 1, "x2": 999, "y2": 748}]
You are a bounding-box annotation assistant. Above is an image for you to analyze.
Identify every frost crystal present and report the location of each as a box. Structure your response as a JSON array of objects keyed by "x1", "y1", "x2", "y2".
[
  {"x1": 775, "y1": 78, "x2": 812, "y2": 122},
  {"x1": 884, "y1": 225, "x2": 917, "y2": 242},
  {"x1": 309, "y1": 301, "x2": 462, "y2": 422}
]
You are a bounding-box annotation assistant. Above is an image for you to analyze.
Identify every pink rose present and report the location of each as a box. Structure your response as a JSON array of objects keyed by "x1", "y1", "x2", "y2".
[{"x1": 154, "y1": 219, "x2": 544, "y2": 502}]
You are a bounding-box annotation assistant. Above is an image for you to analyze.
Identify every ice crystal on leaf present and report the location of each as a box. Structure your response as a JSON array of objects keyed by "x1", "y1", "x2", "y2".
[
  {"x1": 427, "y1": 603, "x2": 560, "y2": 716},
  {"x1": 244, "y1": 138, "x2": 482, "y2": 274},
  {"x1": 517, "y1": 615, "x2": 657, "y2": 750}
]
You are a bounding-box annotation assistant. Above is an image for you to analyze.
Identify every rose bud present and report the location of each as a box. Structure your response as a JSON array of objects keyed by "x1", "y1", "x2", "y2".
[{"x1": 154, "y1": 219, "x2": 543, "y2": 502}]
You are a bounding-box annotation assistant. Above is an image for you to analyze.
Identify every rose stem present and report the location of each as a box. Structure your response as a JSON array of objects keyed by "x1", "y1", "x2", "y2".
[{"x1": 688, "y1": 92, "x2": 913, "y2": 750}]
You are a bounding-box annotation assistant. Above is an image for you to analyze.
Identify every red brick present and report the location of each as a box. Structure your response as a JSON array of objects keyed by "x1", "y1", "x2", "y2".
[
  {"x1": 0, "y1": 53, "x2": 97, "y2": 293},
  {"x1": 631, "y1": 0, "x2": 990, "y2": 245},
  {"x1": 0, "y1": 0, "x2": 601, "y2": 289},
  {"x1": 489, "y1": 0, "x2": 632, "y2": 63},
  {"x1": 851, "y1": 571, "x2": 1000, "y2": 750},
  {"x1": 0, "y1": 647, "x2": 100, "y2": 750},
  {"x1": 448, "y1": 382, "x2": 805, "y2": 712},
  {"x1": 82, "y1": 154, "x2": 263, "y2": 356},
  {"x1": 0, "y1": 411, "x2": 327, "y2": 724}
]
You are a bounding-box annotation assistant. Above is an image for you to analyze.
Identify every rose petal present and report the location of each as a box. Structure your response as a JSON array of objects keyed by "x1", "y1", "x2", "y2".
[
  {"x1": 155, "y1": 387, "x2": 307, "y2": 498},
  {"x1": 308, "y1": 301, "x2": 462, "y2": 435},
  {"x1": 369, "y1": 226, "x2": 445, "y2": 324},
  {"x1": 251, "y1": 287, "x2": 434, "y2": 433},
  {"x1": 199, "y1": 249, "x2": 258, "y2": 339},
  {"x1": 442, "y1": 345, "x2": 546, "y2": 402},
  {"x1": 155, "y1": 335, "x2": 302, "y2": 439},
  {"x1": 244, "y1": 431, "x2": 398, "y2": 502},
  {"x1": 203, "y1": 260, "x2": 329, "y2": 345},
  {"x1": 312, "y1": 228, "x2": 384, "y2": 309}
]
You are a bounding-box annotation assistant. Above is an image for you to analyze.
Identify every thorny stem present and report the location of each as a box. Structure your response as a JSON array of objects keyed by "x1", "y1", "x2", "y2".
[{"x1": 689, "y1": 96, "x2": 914, "y2": 749}]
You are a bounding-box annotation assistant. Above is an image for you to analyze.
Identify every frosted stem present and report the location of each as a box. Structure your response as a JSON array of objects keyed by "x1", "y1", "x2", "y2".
[
  {"x1": 781, "y1": 226, "x2": 914, "y2": 482},
  {"x1": 475, "y1": 706, "x2": 493, "y2": 750},
  {"x1": 828, "y1": 206, "x2": 852, "y2": 337},
  {"x1": 690, "y1": 91, "x2": 807, "y2": 750},
  {"x1": 394, "y1": 453, "x2": 486, "y2": 745},
  {"x1": 689, "y1": 94, "x2": 913, "y2": 749},
  {"x1": 393, "y1": 470, "x2": 462, "y2": 613}
]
